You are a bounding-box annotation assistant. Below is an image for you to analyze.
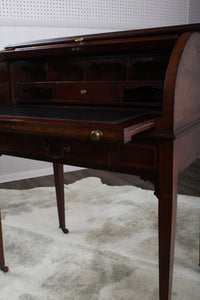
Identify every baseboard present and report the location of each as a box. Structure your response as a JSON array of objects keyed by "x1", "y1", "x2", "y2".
[{"x1": 0, "y1": 165, "x2": 84, "y2": 183}]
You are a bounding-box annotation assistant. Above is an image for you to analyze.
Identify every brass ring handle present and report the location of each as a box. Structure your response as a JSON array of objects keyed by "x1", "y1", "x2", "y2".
[
  {"x1": 80, "y1": 89, "x2": 87, "y2": 95},
  {"x1": 43, "y1": 142, "x2": 70, "y2": 159},
  {"x1": 90, "y1": 130, "x2": 103, "y2": 142}
]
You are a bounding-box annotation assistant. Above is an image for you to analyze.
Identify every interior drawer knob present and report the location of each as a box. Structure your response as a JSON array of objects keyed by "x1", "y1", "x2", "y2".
[
  {"x1": 90, "y1": 129, "x2": 103, "y2": 142},
  {"x1": 80, "y1": 89, "x2": 87, "y2": 95}
]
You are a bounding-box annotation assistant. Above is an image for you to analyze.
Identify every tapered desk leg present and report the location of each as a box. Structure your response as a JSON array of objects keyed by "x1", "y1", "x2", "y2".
[
  {"x1": 158, "y1": 192, "x2": 177, "y2": 300},
  {"x1": 0, "y1": 209, "x2": 9, "y2": 272},
  {"x1": 53, "y1": 163, "x2": 69, "y2": 234},
  {"x1": 156, "y1": 141, "x2": 178, "y2": 300},
  {"x1": 199, "y1": 214, "x2": 200, "y2": 266}
]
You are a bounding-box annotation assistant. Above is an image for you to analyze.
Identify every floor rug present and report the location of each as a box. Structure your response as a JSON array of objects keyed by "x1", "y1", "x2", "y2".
[{"x1": 0, "y1": 177, "x2": 199, "y2": 299}]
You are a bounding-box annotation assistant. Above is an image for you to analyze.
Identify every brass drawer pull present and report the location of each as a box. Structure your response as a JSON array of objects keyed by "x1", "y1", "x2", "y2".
[
  {"x1": 90, "y1": 130, "x2": 103, "y2": 142},
  {"x1": 43, "y1": 142, "x2": 70, "y2": 159},
  {"x1": 80, "y1": 89, "x2": 87, "y2": 95}
]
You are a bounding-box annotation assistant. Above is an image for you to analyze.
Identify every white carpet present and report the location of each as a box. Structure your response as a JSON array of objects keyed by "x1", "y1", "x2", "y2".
[{"x1": 0, "y1": 177, "x2": 199, "y2": 300}]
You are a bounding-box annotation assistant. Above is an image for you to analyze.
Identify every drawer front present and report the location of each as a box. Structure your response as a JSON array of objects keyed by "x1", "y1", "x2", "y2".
[
  {"x1": 16, "y1": 83, "x2": 57, "y2": 102},
  {"x1": 117, "y1": 142, "x2": 157, "y2": 170},
  {"x1": 59, "y1": 82, "x2": 114, "y2": 104},
  {"x1": 0, "y1": 133, "x2": 12, "y2": 152},
  {"x1": 116, "y1": 81, "x2": 163, "y2": 108},
  {"x1": 16, "y1": 82, "x2": 114, "y2": 104},
  {"x1": 0, "y1": 133, "x2": 157, "y2": 171},
  {"x1": 11, "y1": 135, "x2": 111, "y2": 167}
]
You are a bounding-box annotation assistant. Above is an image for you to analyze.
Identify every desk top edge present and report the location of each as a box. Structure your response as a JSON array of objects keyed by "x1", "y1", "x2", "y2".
[{"x1": 3, "y1": 23, "x2": 200, "y2": 51}]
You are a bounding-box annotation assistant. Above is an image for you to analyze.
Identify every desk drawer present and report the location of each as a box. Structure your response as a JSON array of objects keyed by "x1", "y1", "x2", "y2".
[
  {"x1": 11, "y1": 135, "x2": 111, "y2": 167},
  {"x1": 59, "y1": 82, "x2": 114, "y2": 104},
  {"x1": 0, "y1": 133, "x2": 12, "y2": 152},
  {"x1": 117, "y1": 142, "x2": 157, "y2": 170}
]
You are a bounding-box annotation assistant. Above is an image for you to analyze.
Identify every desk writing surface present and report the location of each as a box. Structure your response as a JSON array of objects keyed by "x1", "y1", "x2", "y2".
[
  {"x1": 0, "y1": 105, "x2": 156, "y2": 124},
  {"x1": 0, "y1": 105, "x2": 157, "y2": 143}
]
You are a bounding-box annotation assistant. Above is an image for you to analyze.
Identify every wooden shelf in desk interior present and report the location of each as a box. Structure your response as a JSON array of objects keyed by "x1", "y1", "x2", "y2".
[{"x1": 0, "y1": 23, "x2": 200, "y2": 300}]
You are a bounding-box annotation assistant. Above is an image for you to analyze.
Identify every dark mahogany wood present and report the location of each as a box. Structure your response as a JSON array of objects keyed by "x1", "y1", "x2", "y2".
[
  {"x1": 0, "y1": 209, "x2": 8, "y2": 272},
  {"x1": 0, "y1": 24, "x2": 200, "y2": 300},
  {"x1": 156, "y1": 141, "x2": 179, "y2": 300},
  {"x1": 4, "y1": 23, "x2": 200, "y2": 50},
  {"x1": 53, "y1": 163, "x2": 68, "y2": 234},
  {"x1": 0, "y1": 61, "x2": 10, "y2": 105}
]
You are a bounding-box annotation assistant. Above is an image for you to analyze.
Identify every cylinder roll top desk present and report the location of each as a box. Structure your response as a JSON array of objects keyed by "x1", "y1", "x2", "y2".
[{"x1": 0, "y1": 23, "x2": 200, "y2": 299}]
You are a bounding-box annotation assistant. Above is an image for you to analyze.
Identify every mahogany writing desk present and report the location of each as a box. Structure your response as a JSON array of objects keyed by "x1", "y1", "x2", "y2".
[{"x1": 0, "y1": 23, "x2": 200, "y2": 300}]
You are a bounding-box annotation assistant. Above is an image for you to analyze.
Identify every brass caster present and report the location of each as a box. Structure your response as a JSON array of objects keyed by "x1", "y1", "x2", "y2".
[
  {"x1": 61, "y1": 227, "x2": 69, "y2": 234},
  {"x1": 0, "y1": 265, "x2": 9, "y2": 272}
]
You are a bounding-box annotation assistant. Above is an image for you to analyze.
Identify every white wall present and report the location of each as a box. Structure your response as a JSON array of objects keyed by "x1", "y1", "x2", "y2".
[
  {"x1": 188, "y1": 0, "x2": 200, "y2": 23},
  {"x1": 0, "y1": 0, "x2": 190, "y2": 30},
  {"x1": 0, "y1": 0, "x2": 199, "y2": 183},
  {"x1": 0, "y1": 157, "x2": 83, "y2": 183}
]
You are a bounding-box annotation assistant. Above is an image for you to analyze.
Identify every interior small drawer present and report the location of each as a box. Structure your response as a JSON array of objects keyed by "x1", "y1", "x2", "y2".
[
  {"x1": 116, "y1": 82, "x2": 163, "y2": 107},
  {"x1": 59, "y1": 82, "x2": 114, "y2": 103},
  {"x1": 16, "y1": 83, "x2": 57, "y2": 102}
]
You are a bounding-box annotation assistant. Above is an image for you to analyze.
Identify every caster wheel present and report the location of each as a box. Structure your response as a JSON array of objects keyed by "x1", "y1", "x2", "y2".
[
  {"x1": 0, "y1": 265, "x2": 9, "y2": 272},
  {"x1": 61, "y1": 227, "x2": 69, "y2": 234}
]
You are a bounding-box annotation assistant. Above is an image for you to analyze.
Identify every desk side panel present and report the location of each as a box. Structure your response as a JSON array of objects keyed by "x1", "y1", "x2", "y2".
[
  {"x1": 156, "y1": 31, "x2": 200, "y2": 134},
  {"x1": 176, "y1": 124, "x2": 200, "y2": 174},
  {"x1": 174, "y1": 32, "x2": 200, "y2": 132}
]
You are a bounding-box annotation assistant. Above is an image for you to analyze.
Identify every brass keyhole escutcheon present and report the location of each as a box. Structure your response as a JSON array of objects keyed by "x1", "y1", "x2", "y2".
[
  {"x1": 72, "y1": 37, "x2": 84, "y2": 52},
  {"x1": 90, "y1": 130, "x2": 103, "y2": 142},
  {"x1": 75, "y1": 37, "x2": 84, "y2": 44},
  {"x1": 80, "y1": 89, "x2": 87, "y2": 95}
]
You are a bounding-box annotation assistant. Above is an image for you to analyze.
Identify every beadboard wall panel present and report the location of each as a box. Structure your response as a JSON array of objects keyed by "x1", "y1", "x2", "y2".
[{"x1": 0, "y1": 0, "x2": 188, "y2": 29}]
